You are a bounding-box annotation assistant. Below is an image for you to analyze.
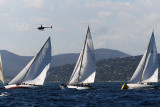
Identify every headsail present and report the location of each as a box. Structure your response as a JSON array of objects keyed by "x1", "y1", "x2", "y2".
[
  {"x1": 129, "y1": 31, "x2": 158, "y2": 83},
  {"x1": 0, "y1": 54, "x2": 4, "y2": 85},
  {"x1": 9, "y1": 37, "x2": 51, "y2": 85},
  {"x1": 129, "y1": 50, "x2": 147, "y2": 83},
  {"x1": 69, "y1": 49, "x2": 82, "y2": 84},
  {"x1": 69, "y1": 26, "x2": 96, "y2": 84}
]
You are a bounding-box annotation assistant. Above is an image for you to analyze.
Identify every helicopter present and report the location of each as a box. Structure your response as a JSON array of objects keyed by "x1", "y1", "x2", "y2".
[{"x1": 37, "y1": 25, "x2": 52, "y2": 31}]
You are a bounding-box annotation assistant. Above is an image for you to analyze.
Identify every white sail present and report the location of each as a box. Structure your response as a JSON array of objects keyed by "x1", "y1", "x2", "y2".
[
  {"x1": 22, "y1": 37, "x2": 51, "y2": 85},
  {"x1": 9, "y1": 37, "x2": 51, "y2": 85},
  {"x1": 129, "y1": 31, "x2": 158, "y2": 84},
  {"x1": 78, "y1": 42, "x2": 96, "y2": 84},
  {"x1": 141, "y1": 34, "x2": 158, "y2": 83},
  {"x1": 0, "y1": 54, "x2": 4, "y2": 85},
  {"x1": 69, "y1": 27, "x2": 96, "y2": 84}
]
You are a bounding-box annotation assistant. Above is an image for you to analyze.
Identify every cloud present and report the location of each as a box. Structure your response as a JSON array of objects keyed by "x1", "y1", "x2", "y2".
[
  {"x1": 72, "y1": 21, "x2": 88, "y2": 31},
  {"x1": 98, "y1": 11, "x2": 112, "y2": 18},
  {"x1": 0, "y1": 13, "x2": 17, "y2": 20},
  {"x1": 58, "y1": 0, "x2": 129, "y2": 9},
  {"x1": 79, "y1": 0, "x2": 160, "y2": 55},
  {"x1": 72, "y1": 18, "x2": 108, "y2": 36},
  {"x1": 2, "y1": 0, "x2": 160, "y2": 56},
  {"x1": 54, "y1": 26, "x2": 65, "y2": 32},
  {"x1": 79, "y1": 0, "x2": 110, "y2": 8},
  {"x1": 9, "y1": 22, "x2": 30, "y2": 32},
  {"x1": 22, "y1": 0, "x2": 44, "y2": 9},
  {"x1": 58, "y1": 0, "x2": 160, "y2": 55},
  {"x1": 52, "y1": 25, "x2": 69, "y2": 33},
  {"x1": 0, "y1": 13, "x2": 9, "y2": 18},
  {"x1": 32, "y1": 17, "x2": 49, "y2": 23},
  {"x1": 0, "y1": 0, "x2": 6, "y2": 6},
  {"x1": 89, "y1": 19, "x2": 108, "y2": 34}
]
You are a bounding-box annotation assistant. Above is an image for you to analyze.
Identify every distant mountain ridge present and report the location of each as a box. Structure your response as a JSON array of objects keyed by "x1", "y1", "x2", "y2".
[
  {"x1": 47, "y1": 55, "x2": 142, "y2": 82},
  {"x1": 0, "y1": 48, "x2": 130, "y2": 80},
  {"x1": 51, "y1": 48, "x2": 130, "y2": 66},
  {"x1": 46, "y1": 54, "x2": 160, "y2": 82}
]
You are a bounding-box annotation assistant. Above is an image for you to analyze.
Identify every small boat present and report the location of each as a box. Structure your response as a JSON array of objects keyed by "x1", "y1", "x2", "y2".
[
  {"x1": 61, "y1": 26, "x2": 96, "y2": 90},
  {"x1": 122, "y1": 30, "x2": 159, "y2": 89},
  {"x1": 5, "y1": 37, "x2": 51, "y2": 89},
  {"x1": 0, "y1": 54, "x2": 5, "y2": 90}
]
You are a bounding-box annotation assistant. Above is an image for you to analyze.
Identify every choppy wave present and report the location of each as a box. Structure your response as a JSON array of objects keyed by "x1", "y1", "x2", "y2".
[
  {"x1": 0, "y1": 82, "x2": 160, "y2": 106},
  {"x1": 0, "y1": 92, "x2": 9, "y2": 96}
]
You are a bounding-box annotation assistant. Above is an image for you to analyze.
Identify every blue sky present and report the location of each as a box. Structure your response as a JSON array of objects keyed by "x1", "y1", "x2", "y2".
[{"x1": 0, "y1": 0, "x2": 160, "y2": 56}]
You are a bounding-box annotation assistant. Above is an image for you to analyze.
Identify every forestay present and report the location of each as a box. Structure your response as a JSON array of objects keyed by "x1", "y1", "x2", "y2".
[{"x1": 69, "y1": 27, "x2": 96, "y2": 84}]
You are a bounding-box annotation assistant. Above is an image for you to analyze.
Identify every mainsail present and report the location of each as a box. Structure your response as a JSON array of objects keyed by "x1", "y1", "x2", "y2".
[
  {"x1": 129, "y1": 31, "x2": 158, "y2": 84},
  {"x1": 0, "y1": 54, "x2": 4, "y2": 85},
  {"x1": 8, "y1": 37, "x2": 51, "y2": 85},
  {"x1": 69, "y1": 26, "x2": 96, "y2": 84}
]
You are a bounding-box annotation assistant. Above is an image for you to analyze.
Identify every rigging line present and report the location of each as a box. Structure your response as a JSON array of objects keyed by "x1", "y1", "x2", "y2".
[
  {"x1": 139, "y1": 32, "x2": 154, "y2": 83},
  {"x1": 77, "y1": 26, "x2": 90, "y2": 84},
  {"x1": 19, "y1": 37, "x2": 51, "y2": 84}
]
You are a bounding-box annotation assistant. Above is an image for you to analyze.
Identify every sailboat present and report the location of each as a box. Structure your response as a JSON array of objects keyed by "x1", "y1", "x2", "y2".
[
  {"x1": 66, "y1": 26, "x2": 96, "y2": 90},
  {"x1": 0, "y1": 54, "x2": 5, "y2": 89},
  {"x1": 4, "y1": 37, "x2": 51, "y2": 89},
  {"x1": 125, "y1": 31, "x2": 159, "y2": 89}
]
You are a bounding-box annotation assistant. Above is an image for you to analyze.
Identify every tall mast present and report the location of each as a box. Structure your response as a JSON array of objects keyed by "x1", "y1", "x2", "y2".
[
  {"x1": 20, "y1": 37, "x2": 51, "y2": 84},
  {"x1": 77, "y1": 26, "x2": 90, "y2": 84},
  {"x1": 139, "y1": 30, "x2": 154, "y2": 83}
]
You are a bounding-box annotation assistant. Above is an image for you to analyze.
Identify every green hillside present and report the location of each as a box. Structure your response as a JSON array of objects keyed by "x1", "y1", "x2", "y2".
[{"x1": 46, "y1": 55, "x2": 158, "y2": 82}]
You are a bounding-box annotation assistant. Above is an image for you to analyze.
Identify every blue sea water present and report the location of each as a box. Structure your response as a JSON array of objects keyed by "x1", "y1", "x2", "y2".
[{"x1": 0, "y1": 82, "x2": 160, "y2": 106}]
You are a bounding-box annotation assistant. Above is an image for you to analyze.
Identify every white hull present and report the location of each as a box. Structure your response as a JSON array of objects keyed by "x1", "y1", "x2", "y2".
[
  {"x1": 76, "y1": 86, "x2": 91, "y2": 90},
  {"x1": 4, "y1": 84, "x2": 41, "y2": 89},
  {"x1": 127, "y1": 83, "x2": 158, "y2": 89},
  {"x1": 67, "y1": 85, "x2": 77, "y2": 89},
  {"x1": 67, "y1": 85, "x2": 91, "y2": 90}
]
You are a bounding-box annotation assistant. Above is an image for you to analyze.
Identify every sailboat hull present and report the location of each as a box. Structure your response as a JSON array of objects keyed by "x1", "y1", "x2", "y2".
[
  {"x1": 67, "y1": 85, "x2": 77, "y2": 89},
  {"x1": 76, "y1": 86, "x2": 91, "y2": 90},
  {"x1": 4, "y1": 84, "x2": 41, "y2": 89},
  {"x1": 127, "y1": 83, "x2": 158, "y2": 89}
]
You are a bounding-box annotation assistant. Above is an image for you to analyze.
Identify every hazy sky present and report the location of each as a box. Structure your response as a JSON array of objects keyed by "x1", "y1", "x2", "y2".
[{"x1": 0, "y1": 0, "x2": 160, "y2": 56}]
